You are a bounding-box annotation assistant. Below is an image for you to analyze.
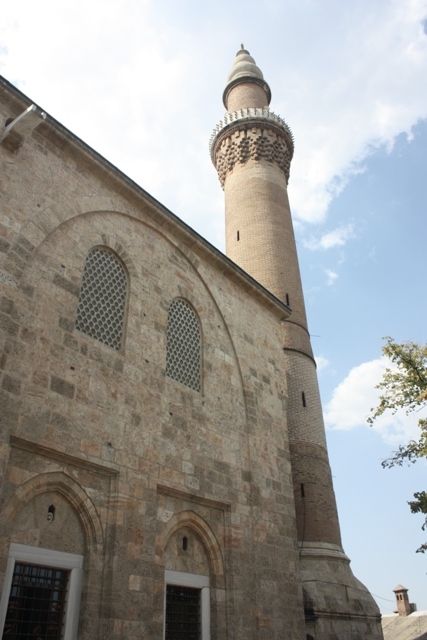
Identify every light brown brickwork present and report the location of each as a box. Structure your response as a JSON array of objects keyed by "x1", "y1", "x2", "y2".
[
  {"x1": 290, "y1": 441, "x2": 341, "y2": 546},
  {"x1": 226, "y1": 82, "x2": 268, "y2": 112}
]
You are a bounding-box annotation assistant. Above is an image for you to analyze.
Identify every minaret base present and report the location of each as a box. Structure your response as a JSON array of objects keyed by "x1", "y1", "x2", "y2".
[{"x1": 299, "y1": 544, "x2": 383, "y2": 639}]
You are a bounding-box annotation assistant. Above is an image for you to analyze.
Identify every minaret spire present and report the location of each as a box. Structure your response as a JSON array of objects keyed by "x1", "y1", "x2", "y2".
[
  {"x1": 222, "y1": 46, "x2": 271, "y2": 110},
  {"x1": 210, "y1": 48, "x2": 383, "y2": 640}
]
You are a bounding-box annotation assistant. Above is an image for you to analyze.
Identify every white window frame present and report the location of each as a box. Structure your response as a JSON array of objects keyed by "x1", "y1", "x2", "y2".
[
  {"x1": 0, "y1": 543, "x2": 84, "y2": 640},
  {"x1": 164, "y1": 570, "x2": 210, "y2": 640}
]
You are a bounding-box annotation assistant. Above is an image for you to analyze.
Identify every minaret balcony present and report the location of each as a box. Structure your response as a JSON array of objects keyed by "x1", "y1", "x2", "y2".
[{"x1": 209, "y1": 107, "x2": 294, "y2": 160}]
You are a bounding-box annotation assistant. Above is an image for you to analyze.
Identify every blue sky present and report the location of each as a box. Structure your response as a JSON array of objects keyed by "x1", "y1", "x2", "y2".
[
  {"x1": 307, "y1": 121, "x2": 427, "y2": 614},
  {"x1": 2, "y1": 0, "x2": 427, "y2": 614}
]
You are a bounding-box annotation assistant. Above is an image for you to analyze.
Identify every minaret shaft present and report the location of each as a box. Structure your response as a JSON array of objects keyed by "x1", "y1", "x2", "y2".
[
  {"x1": 214, "y1": 59, "x2": 341, "y2": 548},
  {"x1": 225, "y1": 159, "x2": 304, "y2": 317},
  {"x1": 224, "y1": 154, "x2": 342, "y2": 547},
  {"x1": 226, "y1": 82, "x2": 268, "y2": 111}
]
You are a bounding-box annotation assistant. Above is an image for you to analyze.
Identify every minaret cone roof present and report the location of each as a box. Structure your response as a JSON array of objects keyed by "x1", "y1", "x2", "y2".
[
  {"x1": 223, "y1": 46, "x2": 271, "y2": 108},
  {"x1": 227, "y1": 45, "x2": 264, "y2": 83}
]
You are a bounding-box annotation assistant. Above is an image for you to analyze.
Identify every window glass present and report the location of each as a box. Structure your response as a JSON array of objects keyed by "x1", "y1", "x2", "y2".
[
  {"x1": 166, "y1": 585, "x2": 201, "y2": 640},
  {"x1": 3, "y1": 562, "x2": 68, "y2": 639}
]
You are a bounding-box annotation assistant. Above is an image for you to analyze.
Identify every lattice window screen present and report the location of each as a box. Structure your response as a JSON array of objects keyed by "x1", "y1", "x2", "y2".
[
  {"x1": 166, "y1": 299, "x2": 201, "y2": 392},
  {"x1": 75, "y1": 247, "x2": 127, "y2": 350}
]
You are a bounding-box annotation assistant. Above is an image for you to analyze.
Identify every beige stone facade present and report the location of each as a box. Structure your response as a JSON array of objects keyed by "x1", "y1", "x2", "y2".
[
  {"x1": 0, "y1": 77, "x2": 306, "y2": 639},
  {"x1": 0, "y1": 47, "x2": 382, "y2": 640}
]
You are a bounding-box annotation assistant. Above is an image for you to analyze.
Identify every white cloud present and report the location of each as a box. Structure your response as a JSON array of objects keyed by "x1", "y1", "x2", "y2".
[
  {"x1": 0, "y1": 0, "x2": 426, "y2": 243},
  {"x1": 325, "y1": 269, "x2": 338, "y2": 286},
  {"x1": 284, "y1": 0, "x2": 427, "y2": 224},
  {"x1": 304, "y1": 224, "x2": 355, "y2": 251},
  {"x1": 315, "y1": 355, "x2": 329, "y2": 372},
  {"x1": 324, "y1": 357, "x2": 427, "y2": 445},
  {"x1": 0, "y1": 1, "x2": 210, "y2": 227}
]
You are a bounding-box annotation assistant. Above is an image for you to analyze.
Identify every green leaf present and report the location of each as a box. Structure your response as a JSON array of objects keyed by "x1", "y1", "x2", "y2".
[{"x1": 369, "y1": 337, "x2": 427, "y2": 553}]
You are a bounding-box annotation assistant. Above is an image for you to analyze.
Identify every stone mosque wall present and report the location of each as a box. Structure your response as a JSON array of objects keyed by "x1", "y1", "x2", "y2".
[{"x1": 0, "y1": 79, "x2": 306, "y2": 639}]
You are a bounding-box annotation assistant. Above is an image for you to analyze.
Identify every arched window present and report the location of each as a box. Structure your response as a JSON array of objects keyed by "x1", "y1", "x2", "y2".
[
  {"x1": 166, "y1": 299, "x2": 201, "y2": 392},
  {"x1": 75, "y1": 247, "x2": 128, "y2": 351}
]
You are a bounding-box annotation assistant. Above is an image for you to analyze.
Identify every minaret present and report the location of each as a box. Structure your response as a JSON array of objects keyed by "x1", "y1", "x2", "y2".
[{"x1": 210, "y1": 46, "x2": 383, "y2": 639}]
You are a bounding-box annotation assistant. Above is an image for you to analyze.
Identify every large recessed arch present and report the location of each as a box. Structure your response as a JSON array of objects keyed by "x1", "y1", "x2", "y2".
[{"x1": 16, "y1": 205, "x2": 251, "y2": 444}]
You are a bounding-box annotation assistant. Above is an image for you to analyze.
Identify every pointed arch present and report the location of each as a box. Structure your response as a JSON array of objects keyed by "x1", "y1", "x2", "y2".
[
  {"x1": 1, "y1": 471, "x2": 104, "y2": 552},
  {"x1": 156, "y1": 510, "x2": 224, "y2": 577}
]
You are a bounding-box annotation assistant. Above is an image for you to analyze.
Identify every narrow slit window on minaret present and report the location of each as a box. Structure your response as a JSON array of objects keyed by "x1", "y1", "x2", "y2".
[
  {"x1": 286, "y1": 293, "x2": 290, "y2": 306},
  {"x1": 237, "y1": 230, "x2": 240, "y2": 241},
  {"x1": 300, "y1": 483, "x2": 305, "y2": 498},
  {"x1": 302, "y1": 391, "x2": 307, "y2": 407}
]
